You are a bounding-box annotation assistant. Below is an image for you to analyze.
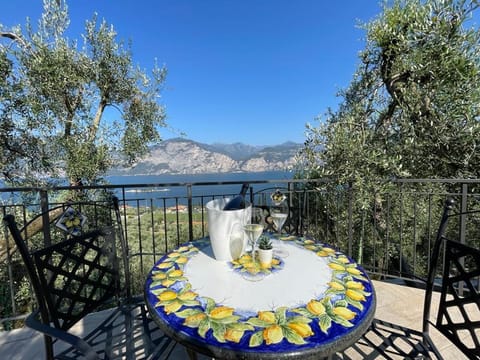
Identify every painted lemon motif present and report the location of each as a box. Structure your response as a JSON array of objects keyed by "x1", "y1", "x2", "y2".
[
  {"x1": 328, "y1": 281, "x2": 345, "y2": 291},
  {"x1": 177, "y1": 245, "x2": 191, "y2": 252},
  {"x1": 271, "y1": 258, "x2": 280, "y2": 266},
  {"x1": 333, "y1": 306, "x2": 356, "y2": 320},
  {"x1": 346, "y1": 289, "x2": 365, "y2": 302},
  {"x1": 317, "y1": 247, "x2": 335, "y2": 257},
  {"x1": 258, "y1": 311, "x2": 276, "y2": 324},
  {"x1": 263, "y1": 325, "x2": 283, "y2": 345},
  {"x1": 158, "y1": 290, "x2": 177, "y2": 301},
  {"x1": 306, "y1": 300, "x2": 326, "y2": 316},
  {"x1": 337, "y1": 255, "x2": 350, "y2": 264},
  {"x1": 288, "y1": 322, "x2": 313, "y2": 338},
  {"x1": 224, "y1": 328, "x2": 243, "y2": 343},
  {"x1": 346, "y1": 280, "x2": 364, "y2": 290},
  {"x1": 65, "y1": 218, "x2": 80, "y2": 227},
  {"x1": 239, "y1": 254, "x2": 253, "y2": 264},
  {"x1": 347, "y1": 267, "x2": 361, "y2": 275},
  {"x1": 169, "y1": 269, "x2": 183, "y2": 277},
  {"x1": 164, "y1": 301, "x2": 182, "y2": 314},
  {"x1": 210, "y1": 306, "x2": 234, "y2": 320},
  {"x1": 178, "y1": 291, "x2": 197, "y2": 301},
  {"x1": 184, "y1": 313, "x2": 207, "y2": 327},
  {"x1": 153, "y1": 272, "x2": 167, "y2": 280},
  {"x1": 176, "y1": 256, "x2": 188, "y2": 264},
  {"x1": 329, "y1": 263, "x2": 346, "y2": 271},
  {"x1": 157, "y1": 261, "x2": 174, "y2": 269}
]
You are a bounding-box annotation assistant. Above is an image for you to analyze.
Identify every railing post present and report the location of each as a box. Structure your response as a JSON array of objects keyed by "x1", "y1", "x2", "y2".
[
  {"x1": 187, "y1": 184, "x2": 194, "y2": 241},
  {"x1": 460, "y1": 183, "x2": 468, "y2": 245},
  {"x1": 248, "y1": 187, "x2": 254, "y2": 224},
  {"x1": 1, "y1": 201, "x2": 17, "y2": 326},
  {"x1": 287, "y1": 182, "x2": 297, "y2": 234},
  {"x1": 39, "y1": 189, "x2": 51, "y2": 247},
  {"x1": 459, "y1": 183, "x2": 468, "y2": 296}
]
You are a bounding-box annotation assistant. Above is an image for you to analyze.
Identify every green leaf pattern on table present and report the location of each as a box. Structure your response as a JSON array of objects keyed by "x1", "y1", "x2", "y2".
[
  {"x1": 246, "y1": 307, "x2": 313, "y2": 346},
  {"x1": 153, "y1": 244, "x2": 199, "y2": 270},
  {"x1": 325, "y1": 276, "x2": 372, "y2": 311},
  {"x1": 151, "y1": 267, "x2": 187, "y2": 288},
  {"x1": 151, "y1": 282, "x2": 200, "y2": 314},
  {"x1": 176, "y1": 299, "x2": 254, "y2": 343},
  {"x1": 148, "y1": 237, "x2": 373, "y2": 347}
]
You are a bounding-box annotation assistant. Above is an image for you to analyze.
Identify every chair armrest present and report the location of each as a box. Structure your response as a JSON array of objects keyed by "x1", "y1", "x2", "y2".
[{"x1": 25, "y1": 309, "x2": 100, "y2": 360}]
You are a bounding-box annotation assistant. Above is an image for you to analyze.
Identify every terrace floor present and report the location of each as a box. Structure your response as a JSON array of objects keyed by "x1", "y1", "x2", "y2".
[{"x1": 0, "y1": 281, "x2": 467, "y2": 360}]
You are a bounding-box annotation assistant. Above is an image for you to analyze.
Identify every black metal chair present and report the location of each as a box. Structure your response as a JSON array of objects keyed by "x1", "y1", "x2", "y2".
[
  {"x1": 3, "y1": 196, "x2": 177, "y2": 360},
  {"x1": 336, "y1": 198, "x2": 480, "y2": 359}
]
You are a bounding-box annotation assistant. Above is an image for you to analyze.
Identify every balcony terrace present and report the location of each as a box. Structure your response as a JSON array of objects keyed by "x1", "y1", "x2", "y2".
[
  {"x1": 0, "y1": 281, "x2": 469, "y2": 359},
  {"x1": 0, "y1": 178, "x2": 478, "y2": 359}
]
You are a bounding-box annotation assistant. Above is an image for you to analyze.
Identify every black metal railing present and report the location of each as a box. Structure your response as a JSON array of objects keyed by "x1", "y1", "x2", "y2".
[{"x1": 1, "y1": 178, "x2": 480, "y2": 329}]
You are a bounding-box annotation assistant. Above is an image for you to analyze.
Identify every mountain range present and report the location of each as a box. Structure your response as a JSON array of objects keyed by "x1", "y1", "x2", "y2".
[{"x1": 109, "y1": 138, "x2": 303, "y2": 175}]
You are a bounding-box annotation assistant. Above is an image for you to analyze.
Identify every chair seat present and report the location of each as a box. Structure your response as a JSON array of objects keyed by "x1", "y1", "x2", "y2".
[
  {"x1": 28, "y1": 297, "x2": 176, "y2": 360},
  {"x1": 336, "y1": 318, "x2": 440, "y2": 359}
]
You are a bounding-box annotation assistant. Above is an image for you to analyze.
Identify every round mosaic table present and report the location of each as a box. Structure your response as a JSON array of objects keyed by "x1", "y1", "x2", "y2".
[{"x1": 144, "y1": 234, "x2": 376, "y2": 359}]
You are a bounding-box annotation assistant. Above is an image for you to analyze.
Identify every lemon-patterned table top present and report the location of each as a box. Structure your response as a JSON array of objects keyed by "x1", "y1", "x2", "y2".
[{"x1": 144, "y1": 234, "x2": 376, "y2": 360}]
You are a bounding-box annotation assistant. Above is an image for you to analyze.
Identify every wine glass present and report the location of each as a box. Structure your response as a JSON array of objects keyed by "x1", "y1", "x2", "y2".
[
  {"x1": 271, "y1": 211, "x2": 287, "y2": 235},
  {"x1": 269, "y1": 190, "x2": 288, "y2": 235},
  {"x1": 268, "y1": 190, "x2": 289, "y2": 256},
  {"x1": 243, "y1": 223, "x2": 264, "y2": 260}
]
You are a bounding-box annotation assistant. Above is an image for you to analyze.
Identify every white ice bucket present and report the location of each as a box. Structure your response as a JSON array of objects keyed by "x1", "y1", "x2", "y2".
[{"x1": 206, "y1": 198, "x2": 252, "y2": 261}]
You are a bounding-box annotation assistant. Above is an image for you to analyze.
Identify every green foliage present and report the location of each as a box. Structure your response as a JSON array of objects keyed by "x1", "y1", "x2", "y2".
[
  {"x1": 258, "y1": 235, "x2": 272, "y2": 250},
  {"x1": 0, "y1": 0, "x2": 167, "y2": 186},
  {"x1": 296, "y1": 0, "x2": 480, "y2": 273},
  {"x1": 299, "y1": 0, "x2": 480, "y2": 190},
  {"x1": 122, "y1": 206, "x2": 206, "y2": 294},
  {"x1": 297, "y1": 0, "x2": 480, "y2": 219}
]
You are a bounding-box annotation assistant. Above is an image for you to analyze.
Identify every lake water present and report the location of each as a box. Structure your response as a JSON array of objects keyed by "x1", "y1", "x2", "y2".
[
  {"x1": 0, "y1": 171, "x2": 295, "y2": 207},
  {"x1": 107, "y1": 171, "x2": 295, "y2": 206},
  {"x1": 107, "y1": 170, "x2": 293, "y2": 185}
]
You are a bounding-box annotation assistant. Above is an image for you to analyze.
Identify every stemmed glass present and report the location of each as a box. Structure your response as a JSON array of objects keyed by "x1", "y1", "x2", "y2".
[
  {"x1": 270, "y1": 211, "x2": 287, "y2": 235},
  {"x1": 270, "y1": 190, "x2": 288, "y2": 236},
  {"x1": 269, "y1": 190, "x2": 290, "y2": 257},
  {"x1": 242, "y1": 223, "x2": 265, "y2": 281},
  {"x1": 243, "y1": 223, "x2": 264, "y2": 260}
]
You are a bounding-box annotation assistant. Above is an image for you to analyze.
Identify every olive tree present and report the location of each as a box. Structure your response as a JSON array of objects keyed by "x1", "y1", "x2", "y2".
[
  {"x1": 300, "y1": 0, "x2": 480, "y2": 187},
  {"x1": 297, "y1": 0, "x2": 480, "y2": 273},
  {"x1": 0, "y1": 0, "x2": 167, "y2": 186}
]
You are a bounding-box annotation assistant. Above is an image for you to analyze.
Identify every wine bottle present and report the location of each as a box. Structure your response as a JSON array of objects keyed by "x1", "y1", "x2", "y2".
[{"x1": 223, "y1": 183, "x2": 249, "y2": 210}]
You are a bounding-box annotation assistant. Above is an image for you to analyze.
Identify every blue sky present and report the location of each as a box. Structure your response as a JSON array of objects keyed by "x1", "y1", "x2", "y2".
[{"x1": 2, "y1": 1, "x2": 383, "y2": 146}]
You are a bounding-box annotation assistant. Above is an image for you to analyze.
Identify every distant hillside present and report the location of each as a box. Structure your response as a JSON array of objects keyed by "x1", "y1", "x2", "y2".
[
  {"x1": 205, "y1": 142, "x2": 265, "y2": 161},
  {"x1": 109, "y1": 138, "x2": 302, "y2": 175}
]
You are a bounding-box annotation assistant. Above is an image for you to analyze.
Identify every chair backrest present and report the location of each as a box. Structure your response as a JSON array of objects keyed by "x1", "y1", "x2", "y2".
[
  {"x1": 424, "y1": 198, "x2": 480, "y2": 358},
  {"x1": 3, "y1": 196, "x2": 129, "y2": 331}
]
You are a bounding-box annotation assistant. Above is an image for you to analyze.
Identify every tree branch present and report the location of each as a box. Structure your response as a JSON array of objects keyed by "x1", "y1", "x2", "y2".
[
  {"x1": 89, "y1": 99, "x2": 106, "y2": 142},
  {"x1": 0, "y1": 31, "x2": 30, "y2": 51}
]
